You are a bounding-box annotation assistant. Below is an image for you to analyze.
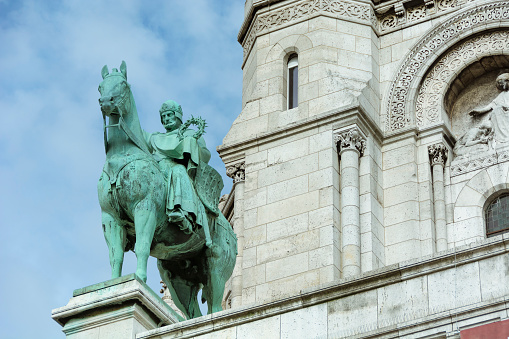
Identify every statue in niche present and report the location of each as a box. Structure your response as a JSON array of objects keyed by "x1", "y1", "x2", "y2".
[
  {"x1": 453, "y1": 72, "x2": 509, "y2": 159},
  {"x1": 97, "y1": 61, "x2": 237, "y2": 320}
]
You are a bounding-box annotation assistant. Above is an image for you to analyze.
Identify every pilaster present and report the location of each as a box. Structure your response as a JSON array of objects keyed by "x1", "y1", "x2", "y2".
[
  {"x1": 428, "y1": 143, "x2": 448, "y2": 252},
  {"x1": 226, "y1": 162, "x2": 246, "y2": 308},
  {"x1": 334, "y1": 126, "x2": 366, "y2": 278}
]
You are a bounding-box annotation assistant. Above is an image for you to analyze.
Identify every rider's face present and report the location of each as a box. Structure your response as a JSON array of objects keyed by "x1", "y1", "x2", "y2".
[{"x1": 161, "y1": 111, "x2": 181, "y2": 132}]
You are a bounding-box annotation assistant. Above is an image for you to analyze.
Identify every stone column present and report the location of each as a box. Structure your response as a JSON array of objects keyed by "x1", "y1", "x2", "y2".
[
  {"x1": 428, "y1": 143, "x2": 448, "y2": 252},
  {"x1": 334, "y1": 127, "x2": 366, "y2": 278},
  {"x1": 226, "y1": 162, "x2": 245, "y2": 308}
]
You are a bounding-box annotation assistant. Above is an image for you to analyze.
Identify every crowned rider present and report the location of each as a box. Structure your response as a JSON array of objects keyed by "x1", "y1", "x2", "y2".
[{"x1": 144, "y1": 100, "x2": 212, "y2": 246}]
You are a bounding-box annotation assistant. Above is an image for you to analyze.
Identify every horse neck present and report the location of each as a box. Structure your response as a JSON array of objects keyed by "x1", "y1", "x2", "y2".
[{"x1": 106, "y1": 92, "x2": 146, "y2": 157}]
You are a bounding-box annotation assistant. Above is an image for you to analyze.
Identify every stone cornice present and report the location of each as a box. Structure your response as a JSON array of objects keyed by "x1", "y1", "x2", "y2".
[
  {"x1": 239, "y1": 0, "x2": 376, "y2": 64},
  {"x1": 217, "y1": 103, "x2": 383, "y2": 164},
  {"x1": 138, "y1": 235, "x2": 509, "y2": 338},
  {"x1": 238, "y1": 0, "x2": 484, "y2": 65}
]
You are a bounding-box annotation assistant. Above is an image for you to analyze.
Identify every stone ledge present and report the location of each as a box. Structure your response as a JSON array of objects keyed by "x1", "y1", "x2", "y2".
[
  {"x1": 52, "y1": 274, "x2": 182, "y2": 327},
  {"x1": 218, "y1": 103, "x2": 382, "y2": 163},
  {"x1": 138, "y1": 235, "x2": 509, "y2": 338}
]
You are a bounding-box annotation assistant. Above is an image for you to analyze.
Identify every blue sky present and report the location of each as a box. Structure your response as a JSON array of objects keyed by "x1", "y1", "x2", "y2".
[{"x1": 0, "y1": 1, "x2": 244, "y2": 337}]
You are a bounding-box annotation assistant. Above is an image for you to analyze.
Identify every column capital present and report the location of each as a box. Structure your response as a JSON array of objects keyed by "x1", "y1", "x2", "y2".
[
  {"x1": 428, "y1": 143, "x2": 448, "y2": 167},
  {"x1": 333, "y1": 127, "x2": 366, "y2": 157},
  {"x1": 226, "y1": 162, "x2": 245, "y2": 183}
]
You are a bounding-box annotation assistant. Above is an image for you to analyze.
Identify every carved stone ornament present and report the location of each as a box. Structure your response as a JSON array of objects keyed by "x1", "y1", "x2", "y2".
[
  {"x1": 428, "y1": 143, "x2": 448, "y2": 167},
  {"x1": 226, "y1": 162, "x2": 245, "y2": 183},
  {"x1": 386, "y1": 1, "x2": 509, "y2": 132},
  {"x1": 416, "y1": 31, "x2": 509, "y2": 128},
  {"x1": 379, "y1": 0, "x2": 475, "y2": 33},
  {"x1": 242, "y1": 0, "x2": 374, "y2": 61},
  {"x1": 334, "y1": 128, "x2": 366, "y2": 156}
]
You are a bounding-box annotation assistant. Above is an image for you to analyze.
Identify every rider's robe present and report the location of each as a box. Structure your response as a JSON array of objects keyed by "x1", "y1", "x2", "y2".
[{"x1": 143, "y1": 129, "x2": 211, "y2": 233}]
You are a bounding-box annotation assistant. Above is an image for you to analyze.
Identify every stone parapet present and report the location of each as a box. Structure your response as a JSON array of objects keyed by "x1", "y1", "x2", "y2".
[
  {"x1": 137, "y1": 235, "x2": 509, "y2": 338},
  {"x1": 52, "y1": 274, "x2": 182, "y2": 338}
]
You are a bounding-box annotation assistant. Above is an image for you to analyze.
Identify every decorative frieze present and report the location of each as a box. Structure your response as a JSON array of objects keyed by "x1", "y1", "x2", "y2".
[
  {"x1": 378, "y1": 0, "x2": 476, "y2": 33},
  {"x1": 428, "y1": 143, "x2": 448, "y2": 167},
  {"x1": 450, "y1": 151, "x2": 509, "y2": 176},
  {"x1": 334, "y1": 128, "x2": 366, "y2": 157},
  {"x1": 226, "y1": 162, "x2": 245, "y2": 183},
  {"x1": 386, "y1": 1, "x2": 509, "y2": 132},
  {"x1": 242, "y1": 0, "x2": 374, "y2": 61}
]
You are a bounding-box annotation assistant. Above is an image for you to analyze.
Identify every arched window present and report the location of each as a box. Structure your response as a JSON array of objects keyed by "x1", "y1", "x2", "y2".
[
  {"x1": 485, "y1": 193, "x2": 509, "y2": 237},
  {"x1": 287, "y1": 54, "x2": 298, "y2": 109}
]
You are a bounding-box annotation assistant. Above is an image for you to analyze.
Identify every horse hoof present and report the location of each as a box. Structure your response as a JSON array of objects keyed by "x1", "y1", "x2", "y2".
[{"x1": 135, "y1": 271, "x2": 147, "y2": 283}]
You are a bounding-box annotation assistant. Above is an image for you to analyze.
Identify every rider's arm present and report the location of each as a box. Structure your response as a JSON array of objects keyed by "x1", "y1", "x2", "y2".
[{"x1": 142, "y1": 130, "x2": 154, "y2": 153}]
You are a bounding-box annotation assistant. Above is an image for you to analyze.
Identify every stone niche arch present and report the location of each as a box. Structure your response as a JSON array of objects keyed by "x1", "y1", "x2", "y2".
[
  {"x1": 416, "y1": 34, "x2": 509, "y2": 136},
  {"x1": 384, "y1": 0, "x2": 509, "y2": 132},
  {"x1": 452, "y1": 161, "x2": 509, "y2": 246},
  {"x1": 264, "y1": 34, "x2": 313, "y2": 64}
]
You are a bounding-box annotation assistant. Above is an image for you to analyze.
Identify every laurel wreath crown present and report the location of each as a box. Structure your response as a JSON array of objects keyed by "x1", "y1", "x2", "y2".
[{"x1": 177, "y1": 116, "x2": 207, "y2": 141}]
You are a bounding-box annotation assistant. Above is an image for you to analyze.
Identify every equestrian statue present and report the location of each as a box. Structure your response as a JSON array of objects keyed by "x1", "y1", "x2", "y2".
[{"x1": 97, "y1": 61, "x2": 237, "y2": 320}]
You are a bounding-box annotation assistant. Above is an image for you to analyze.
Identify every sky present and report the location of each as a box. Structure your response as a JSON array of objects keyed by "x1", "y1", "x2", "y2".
[{"x1": 0, "y1": 1, "x2": 244, "y2": 337}]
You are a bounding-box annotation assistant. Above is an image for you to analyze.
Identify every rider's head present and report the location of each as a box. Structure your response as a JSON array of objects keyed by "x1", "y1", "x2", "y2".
[{"x1": 159, "y1": 100, "x2": 183, "y2": 132}]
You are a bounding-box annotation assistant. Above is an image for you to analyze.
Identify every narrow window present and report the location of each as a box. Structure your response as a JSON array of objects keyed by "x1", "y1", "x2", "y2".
[
  {"x1": 288, "y1": 54, "x2": 298, "y2": 109},
  {"x1": 486, "y1": 193, "x2": 509, "y2": 237}
]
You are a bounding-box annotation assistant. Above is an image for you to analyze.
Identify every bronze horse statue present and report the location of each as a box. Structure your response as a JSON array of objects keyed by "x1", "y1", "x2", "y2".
[{"x1": 97, "y1": 61, "x2": 237, "y2": 319}]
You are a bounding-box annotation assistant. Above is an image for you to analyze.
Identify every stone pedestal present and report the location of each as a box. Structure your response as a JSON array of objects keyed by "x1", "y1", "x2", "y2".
[{"x1": 52, "y1": 274, "x2": 182, "y2": 339}]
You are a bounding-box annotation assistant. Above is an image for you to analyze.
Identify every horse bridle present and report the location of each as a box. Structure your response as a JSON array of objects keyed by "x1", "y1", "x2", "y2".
[{"x1": 102, "y1": 85, "x2": 151, "y2": 156}]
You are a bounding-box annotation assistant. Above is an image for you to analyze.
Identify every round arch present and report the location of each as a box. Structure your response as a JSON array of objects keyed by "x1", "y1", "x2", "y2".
[
  {"x1": 452, "y1": 162, "x2": 509, "y2": 245},
  {"x1": 384, "y1": 0, "x2": 509, "y2": 132}
]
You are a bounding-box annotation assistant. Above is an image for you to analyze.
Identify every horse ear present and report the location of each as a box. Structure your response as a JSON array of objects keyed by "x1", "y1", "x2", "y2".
[
  {"x1": 120, "y1": 61, "x2": 127, "y2": 80},
  {"x1": 101, "y1": 65, "x2": 109, "y2": 79}
]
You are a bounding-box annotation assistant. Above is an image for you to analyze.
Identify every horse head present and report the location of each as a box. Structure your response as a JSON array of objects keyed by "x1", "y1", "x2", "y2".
[{"x1": 98, "y1": 61, "x2": 130, "y2": 117}]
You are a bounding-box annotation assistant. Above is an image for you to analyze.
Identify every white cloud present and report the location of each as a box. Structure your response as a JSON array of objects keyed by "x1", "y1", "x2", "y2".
[{"x1": 0, "y1": 1, "x2": 243, "y2": 337}]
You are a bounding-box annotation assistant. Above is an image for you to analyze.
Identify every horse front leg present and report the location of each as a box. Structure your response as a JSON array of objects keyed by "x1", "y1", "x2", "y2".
[
  {"x1": 133, "y1": 201, "x2": 157, "y2": 282},
  {"x1": 102, "y1": 212, "x2": 126, "y2": 279}
]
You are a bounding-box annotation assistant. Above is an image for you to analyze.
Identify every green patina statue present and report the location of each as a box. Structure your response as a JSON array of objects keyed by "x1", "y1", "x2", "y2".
[{"x1": 97, "y1": 61, "x2": 237, "y2": 320}]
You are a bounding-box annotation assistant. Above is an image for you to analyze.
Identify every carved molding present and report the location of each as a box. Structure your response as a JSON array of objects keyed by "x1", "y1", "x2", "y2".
[
  {"x1": 450, "y1": 152, "x2": 499, "y2": 176},
  {"x1": 386, "y1": 1, "x2": 509, "y2": 132},
  {"x1": 428, "y1": 143, "x2": 448, "y2": 167},
  {"x1": 379, "y1": 0, "x2": 477, "y2": 33},
  {"x1": 334, "y1": 127, "x2": 367, "y2": 156},
  {"x1": 242, "y1": 0, "x2": 375, "y2": 61},
  {"x1": 416, "y1": 31, "x2": 509, "y2": 128},
  {"x1": 226, "y1": 162, "x2": 245, "y2": 183}
]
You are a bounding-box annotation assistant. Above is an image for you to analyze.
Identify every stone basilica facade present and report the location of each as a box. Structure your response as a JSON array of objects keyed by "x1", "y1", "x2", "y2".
[{"x1": 145, "y1": 0, "x2": 509, "y2": 338}]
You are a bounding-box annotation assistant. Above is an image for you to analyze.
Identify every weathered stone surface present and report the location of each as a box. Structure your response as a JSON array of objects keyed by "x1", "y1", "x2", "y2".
[{"x1": 52, "y1": 275, "x2": 180, "y2": 339}]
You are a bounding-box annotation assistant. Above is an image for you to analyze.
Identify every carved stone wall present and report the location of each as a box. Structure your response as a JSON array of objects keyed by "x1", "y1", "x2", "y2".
[
  {"x1": 241, "y1": 0, "x2": 375, "y2": 62},
  {"x1": 378, "y1": 0, "x2": 478, "y2": 33},
  {"x1": 385, "y1": 0, "x2": 509, "y2": 132},
  {"x1": 415, "y1": 31, "x2": 509, "y2": 129}
]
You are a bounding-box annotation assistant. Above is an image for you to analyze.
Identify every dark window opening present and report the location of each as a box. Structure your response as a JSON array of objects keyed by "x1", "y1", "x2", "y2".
[
  {"x1": 486, "y1": 193, "x2": 509, "y2": 236},
  {"x1": 288, "y1": 55, "x2": 298, "y2": 109}
]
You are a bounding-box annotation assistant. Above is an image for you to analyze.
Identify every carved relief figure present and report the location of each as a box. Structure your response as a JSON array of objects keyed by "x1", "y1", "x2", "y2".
[{"x1": 453, "y1": 73, "x2": 509, "y2": 158}]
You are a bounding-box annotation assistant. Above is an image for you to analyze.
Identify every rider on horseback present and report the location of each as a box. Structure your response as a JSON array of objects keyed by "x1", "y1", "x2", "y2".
[{"x1": 143, "y1": 100, "x2": 212, "y2": 246}]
